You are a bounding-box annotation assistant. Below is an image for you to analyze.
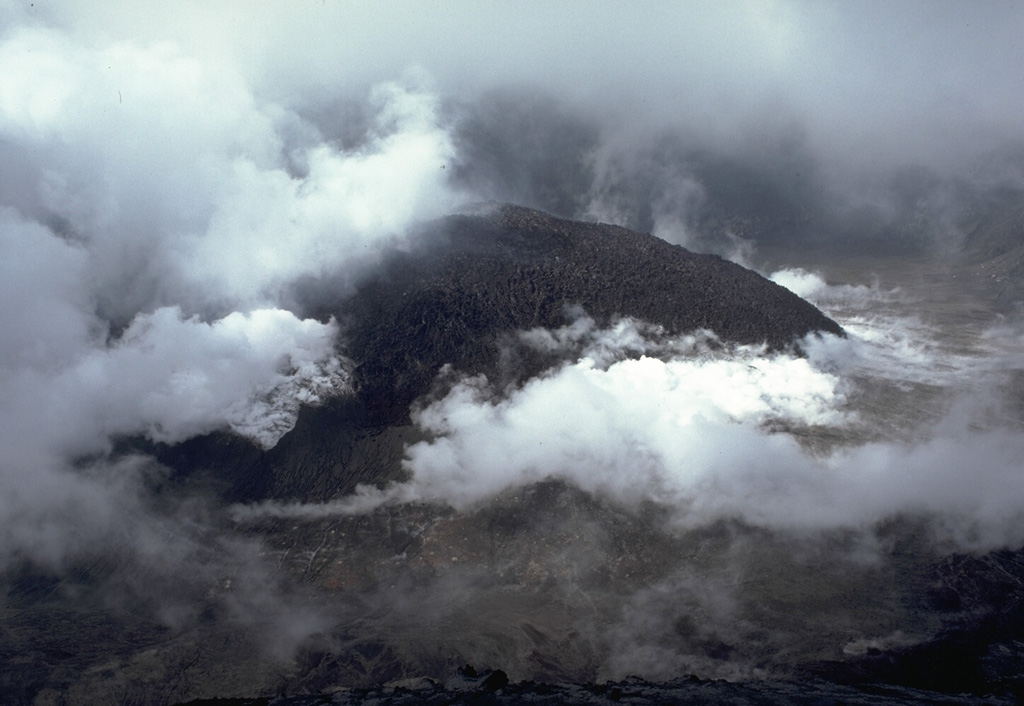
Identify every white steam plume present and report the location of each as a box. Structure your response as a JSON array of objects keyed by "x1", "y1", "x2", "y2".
[
  {"x1": 0, "y1": 18, "x2": 461, "y2": 575},
  {"x1": 0, "y1": 26, "x2": 457, "y2": 314}
]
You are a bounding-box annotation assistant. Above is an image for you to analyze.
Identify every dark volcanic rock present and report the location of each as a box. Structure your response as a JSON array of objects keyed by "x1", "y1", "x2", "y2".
[
  {"x1": 172, "y1": 673, "x2": 1013, "y2": 706},
  {"x1": 804, "y1": 548, "x2": 1024, "y2": 699},
  {"x1": 336, "y1": 204, "x2": 841, "y2": 423}
]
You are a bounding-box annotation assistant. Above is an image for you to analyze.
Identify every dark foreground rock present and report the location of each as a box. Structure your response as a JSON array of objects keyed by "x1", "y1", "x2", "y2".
[
  {"x1": 173, "y1": 672, "x2": 1013, "y2": 706},
  {"x1": 961, "y1": 198, "x2": 1024, "y2": 308}
]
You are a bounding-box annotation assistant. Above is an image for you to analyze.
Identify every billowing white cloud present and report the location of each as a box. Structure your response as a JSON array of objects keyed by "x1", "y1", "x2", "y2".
[
  {"x1": 0, "y1": 207, "x2": 346, "y2": 566},
  {"x1": 0, "y1": 18, "x2": 460, "y2": 574},
  {"x1": 0, "y1": 25, "x2": 458, "y2": 315},
  {"x1": 39, "y1": 306, "x2": 346, "y2": 450},
  {"x1": 180, "y1": 79, "x2": 456, "y2": 307},
  {"x1": 390, "y1": 335, "x2": 1024, "y2": 546},
  {"x1": 398, "y1": 351, "x2": 845, "y2": 511}
]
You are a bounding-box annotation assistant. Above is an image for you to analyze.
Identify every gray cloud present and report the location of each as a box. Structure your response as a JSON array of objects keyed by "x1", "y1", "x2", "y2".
[{"x1": 8, "y1": 1, "x2": 1022, "y2": 257}]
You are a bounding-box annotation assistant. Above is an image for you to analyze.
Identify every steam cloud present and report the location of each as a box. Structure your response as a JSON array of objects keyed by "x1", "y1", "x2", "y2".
[{"x1": 0, "y1": 12, "x2": 460, "y2": 572}]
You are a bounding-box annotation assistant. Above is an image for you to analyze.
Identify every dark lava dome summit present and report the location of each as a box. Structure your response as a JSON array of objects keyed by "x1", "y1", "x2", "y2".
[{"x1": 337, "y1": 203, "x2": 842, "y2": 419}]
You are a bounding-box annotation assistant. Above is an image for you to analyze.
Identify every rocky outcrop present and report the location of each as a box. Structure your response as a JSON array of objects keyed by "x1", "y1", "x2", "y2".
[
  {"x1": 337, "y1": 204, "x2": 841, "y2": 423},
  {"x1": 172, "y1": 671, "x2": 1012, "y2": 705}
]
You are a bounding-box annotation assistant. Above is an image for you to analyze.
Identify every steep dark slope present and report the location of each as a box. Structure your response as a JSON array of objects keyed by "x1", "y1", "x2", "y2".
[{"x1": 152, "y1": 204, "x2": 841, "y2": 503}]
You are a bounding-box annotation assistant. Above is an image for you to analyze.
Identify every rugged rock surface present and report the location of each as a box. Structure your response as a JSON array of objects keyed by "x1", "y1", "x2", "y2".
[
  {"x1": 336, "y1": 204, "x2": 841, "y2": 422},
  {"x1": 174, "y1": 672, "x2": 1014, "y2": 706}
]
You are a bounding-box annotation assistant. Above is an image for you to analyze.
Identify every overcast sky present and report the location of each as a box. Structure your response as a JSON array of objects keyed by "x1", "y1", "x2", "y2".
[{"x1": 12, "y1": 1, "x2": 1022, "y2": 167}]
